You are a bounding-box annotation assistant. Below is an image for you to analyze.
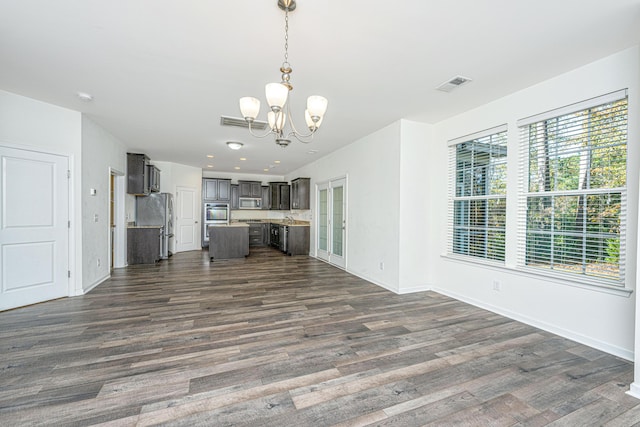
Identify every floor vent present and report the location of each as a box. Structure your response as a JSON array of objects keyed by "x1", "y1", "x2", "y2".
[
  {"x1": 220, "y1": 116, "x2": 268, "y2": 130},
  {"x1": 436, "y1": 75, "x2": 472, "y2": 92}
]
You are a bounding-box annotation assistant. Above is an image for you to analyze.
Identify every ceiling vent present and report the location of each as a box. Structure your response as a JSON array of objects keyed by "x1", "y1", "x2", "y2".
[
  {"x1": 436, "y1": 75, "x2": 472, "y2": 92},
  {"x1": 220, "y1": 115, "x2": 268, "y2": 130}
]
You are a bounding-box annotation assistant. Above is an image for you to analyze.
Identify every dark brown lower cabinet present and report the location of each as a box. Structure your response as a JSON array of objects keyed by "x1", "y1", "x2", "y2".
[
  {"x1": 249, "y1": 223, "x2": 267, "y2": 246},
  {"x1": 127, "y1": 227, "x2": 162, "y2": 264},
  {"x1": 285, "y1": 226, "x2": 310, "y2": 256}
]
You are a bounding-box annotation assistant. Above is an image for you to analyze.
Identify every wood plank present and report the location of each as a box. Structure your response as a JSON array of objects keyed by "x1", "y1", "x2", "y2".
[{"x1": 0, "y1": 247, "x2": 637, "y2": 426}]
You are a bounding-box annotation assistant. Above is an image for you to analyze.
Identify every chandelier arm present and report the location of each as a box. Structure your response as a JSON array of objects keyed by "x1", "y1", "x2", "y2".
[
  {"x1": 283, "y1": 102, "x2": 316, "y2": 140},
  {"x1": 247, "y1": 121, "x2": 277, "y2": 139},
  {"x1": 291, "y1": 132, "x2": 315, "y2": 144}
]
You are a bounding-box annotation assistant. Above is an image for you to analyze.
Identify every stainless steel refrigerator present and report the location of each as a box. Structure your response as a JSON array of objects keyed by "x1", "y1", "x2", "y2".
[{"x1": 135, "y1": 193, "x2": 174, "y2": 259}]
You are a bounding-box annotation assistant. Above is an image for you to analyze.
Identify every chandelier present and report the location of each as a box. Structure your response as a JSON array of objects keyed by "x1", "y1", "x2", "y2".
[{"x1": 239, "y1": 0, "x2": 328, "y2": 148}]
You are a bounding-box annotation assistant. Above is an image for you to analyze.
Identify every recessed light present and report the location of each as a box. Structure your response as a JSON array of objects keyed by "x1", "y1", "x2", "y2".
[
  {"x1": 227, "y1": 141, "x2": 243, "y2": 150},
  {"x1": 274, "y1": 160, "x2": 281, "y2": 164},
  {"x1": 234, "y1": 166, "x2": 240, "y2": 170},
  {"x1": 76, "y1": 92, "x2": 93, "y2": 102},
  {"x1": 207, "y1": 155, "x2": 214, "y2": 158},
  {"x1": 207, "y1": 165, "x2": 213, "y2": 168},
  {"x1": 263, "y1": 168, "x2": 269, "y2": 172},
  {"x1": 240, "y1": 157, "x2": 246, "y2": 161}
]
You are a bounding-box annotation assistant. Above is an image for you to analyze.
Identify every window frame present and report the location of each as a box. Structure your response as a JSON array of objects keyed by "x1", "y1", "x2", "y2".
[
  {"x1": 447, "y1": 124, "x2": 508, "y2": 263},
  {"x1": 516, "y1": 90, "x2": 628, "y2": 286}
]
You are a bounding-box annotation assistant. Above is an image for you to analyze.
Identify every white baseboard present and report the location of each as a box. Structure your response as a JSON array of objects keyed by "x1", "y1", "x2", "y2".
[
  {"x1": 397, "y1": 284, "x2": 432, "y2": 294},
  {"x1": 82, "y1": 274, "x2": 110, "y2": 294},
  {"x1": 627, "y1": 382, "x2": 640, "y2": 399},
  {"x1": 432, "y1": 286, "x2": 633, "y2": 361}
]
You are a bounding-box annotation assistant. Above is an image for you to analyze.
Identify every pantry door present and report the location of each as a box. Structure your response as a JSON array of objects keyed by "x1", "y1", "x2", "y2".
[
  {"x1": 175, "y1": 186, "x2": 199, "y2": 252},
  {"x1": 0, "y1": 146, "x2": 70, "y2": 311},
  {"x1": 316, "y1": 177, "x2": 346, "y2": 269}
]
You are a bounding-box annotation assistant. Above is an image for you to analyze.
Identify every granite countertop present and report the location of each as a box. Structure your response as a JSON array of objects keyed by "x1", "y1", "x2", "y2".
[{"x1": 233, "y1": 219, "x2": 310, "y2": 227}]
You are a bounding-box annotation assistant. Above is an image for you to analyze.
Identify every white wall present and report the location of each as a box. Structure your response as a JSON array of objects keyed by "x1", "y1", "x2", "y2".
[
  {"x1": 288, "y1": 121, "x2": 403, "y2": 292},
  {"x1": 0, "y1": 90, "x2": 83, "y2": 295},
  {"x1": 398, "y1": 120, "x2": 434, "y2": 293},
  {"x1": 428, "y1": 46, "x2": 640, "y2": 360},
  {"x1": 81, "y1": 116, "x2": 127, "y2": 292}
]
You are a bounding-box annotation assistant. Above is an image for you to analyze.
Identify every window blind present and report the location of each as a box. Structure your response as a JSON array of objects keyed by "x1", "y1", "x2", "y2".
[
  {"x1": 448, "y1": 125, "x2": 508, "y2": 261},
  {"x1": 517, "y1": 93, "x2": 628, "y2": 284}
]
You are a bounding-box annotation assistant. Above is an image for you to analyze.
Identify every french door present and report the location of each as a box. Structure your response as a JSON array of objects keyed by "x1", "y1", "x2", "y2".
[{"x1": 316, "y1": 177, "x2": 346, "y2": 268}]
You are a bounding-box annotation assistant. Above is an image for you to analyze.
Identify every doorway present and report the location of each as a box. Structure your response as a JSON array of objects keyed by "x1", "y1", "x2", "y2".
[
  {"x1": 316, "y1": 177, "x2": 347, "y2": 269},
  {"x1": 109, "y1": 169, "x2": 125, "y2": 269}
]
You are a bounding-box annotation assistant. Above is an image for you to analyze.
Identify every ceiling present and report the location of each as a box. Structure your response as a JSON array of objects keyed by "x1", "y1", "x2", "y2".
[{"x1": 1, "y1": 1, "x2": 639, "y2": 175}]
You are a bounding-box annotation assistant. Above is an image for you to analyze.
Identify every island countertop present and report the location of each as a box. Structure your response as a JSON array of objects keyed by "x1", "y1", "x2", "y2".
[{"x1": 231, "y1": 220, "x2": 310, "y2": 227}]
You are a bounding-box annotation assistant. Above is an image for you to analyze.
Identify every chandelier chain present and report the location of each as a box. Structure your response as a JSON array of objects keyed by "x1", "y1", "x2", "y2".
[{"x1": 283, "y1": 9, "x2": 289, "y2": 67}]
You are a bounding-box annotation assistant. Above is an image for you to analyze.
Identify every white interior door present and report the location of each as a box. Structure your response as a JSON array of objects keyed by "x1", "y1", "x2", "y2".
[
  {"x1": 0, "y1": 146, "x2": 69, "y2": 311},
  {"x1": 316, "y1": 177, "x2": 346, "y2": 268},
  {"x1": 175, "y1": 186, "x2": 198, "y2": 252}
]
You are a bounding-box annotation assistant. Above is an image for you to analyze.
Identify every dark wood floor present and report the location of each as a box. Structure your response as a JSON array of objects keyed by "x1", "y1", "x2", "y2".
[{"x1": 1, "y1": 247, "x2": 639, "y2": 426}]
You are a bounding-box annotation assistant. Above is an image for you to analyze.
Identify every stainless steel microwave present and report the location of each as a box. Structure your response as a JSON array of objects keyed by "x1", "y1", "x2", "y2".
[{"x1": 238, "y1": 197, "x2": 262, "y2": 210}]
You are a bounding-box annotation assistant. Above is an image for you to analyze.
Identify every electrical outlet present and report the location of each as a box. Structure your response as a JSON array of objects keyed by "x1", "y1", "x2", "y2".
[
  {"x1": 492, "y1": 280, "x2": 501, "y2": 291},
  {"x1": 97, "y1": 258, "x2": 101, "y2": 267},
  {"x1": 379, "y1": 262, "x2": 384, "y2": 271}
]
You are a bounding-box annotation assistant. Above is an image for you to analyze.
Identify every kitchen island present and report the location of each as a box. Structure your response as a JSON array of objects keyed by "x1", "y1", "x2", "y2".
[
  {"x1": 208, "y1": 223, "x2": 249, "y2": 261},
  {"x1": 233, "y1": 219, "x2": 310, "y2": 256}
]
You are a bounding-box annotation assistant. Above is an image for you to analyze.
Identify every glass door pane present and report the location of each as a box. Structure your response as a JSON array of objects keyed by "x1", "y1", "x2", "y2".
[
  {"x1": 318, "y1": 188, "x2": 328, "y2": 252},
  {"x1": 332, "y1": 186, "x2": 344, "y2": 256}
]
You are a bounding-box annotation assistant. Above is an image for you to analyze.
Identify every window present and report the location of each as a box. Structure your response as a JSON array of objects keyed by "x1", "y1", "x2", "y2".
[
  {"x1": 448, "y1": 125, "x2": 507, "y2": 261},
  {"x1": 517, "y1": 90, "x2": 627, "y2": 284}
]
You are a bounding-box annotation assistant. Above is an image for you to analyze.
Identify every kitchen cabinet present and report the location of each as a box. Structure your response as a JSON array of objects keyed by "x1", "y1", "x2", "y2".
[
  {"x1": 148, "y1": 164, "x2": 161, "y2": 193},
  {"x1": 269, "y1": 223, "x2": 310, "y2": 255},
  {"x1": 269, "y1": 182, "x2": 290, "y2": 210},
  {"x1": 239, "y1": 181, "x2": 262, "y2": 198},
  {"x1": 249, "y1": 223, "x2": 268, "y2": 246},
  {"x1": 127, "y1": 153, "x2": 150, "y2": 195},
  {"x1": 127, "y1": 227, "x2": 162, "y2": 264},
  {"x1": 230, "y1": 184, "x2": 239, "y2": 210},
  {"x1": 203, "y1": 178, "x2": 231, "y2": 202},
  {"x1": 291, "y1": 177, "x2": 310, "y2": 210},
  {"x1": 261, "y1": 186, "x2": 270, "y2": 210},
  {"x1": 286, "y1": 225, "x2": 310, "y2": 256}
]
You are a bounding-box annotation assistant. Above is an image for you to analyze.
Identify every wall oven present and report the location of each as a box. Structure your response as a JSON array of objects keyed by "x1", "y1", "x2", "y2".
[{"x1": 203, "y1": 203, "x2": 229, "y2": 246}]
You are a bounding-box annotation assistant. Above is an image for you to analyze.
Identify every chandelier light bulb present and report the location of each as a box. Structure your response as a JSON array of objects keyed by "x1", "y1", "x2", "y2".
[
  {"x1": 307, "y1": 96, "x2": 328, "y2": 119},
  {"x1": 305, "y1": 109, "x2": 323, "y2": 130},
  {"x1": 239, "y1": 97, "x2": 260, "y2": 120},
  {"x1": 265, "y1": 83, "x2": 289, "y2": 112}
]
